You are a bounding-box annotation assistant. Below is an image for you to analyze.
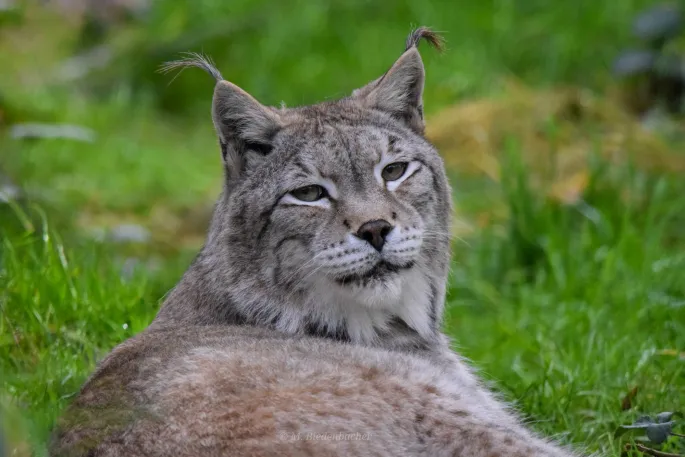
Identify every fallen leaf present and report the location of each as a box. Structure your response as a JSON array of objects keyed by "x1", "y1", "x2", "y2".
[
  {"x1": 549, "y1": 170, "x2": 589, "y2": 205},
  {"x1": 622, "y1": 386, "x2": 639, "y2": 411}
]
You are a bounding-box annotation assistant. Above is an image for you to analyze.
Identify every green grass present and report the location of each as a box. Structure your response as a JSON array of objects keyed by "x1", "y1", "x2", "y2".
[
  {"x1": 1, "y1": 0, "x2": 684, "y2": 455},
  {"x1": 445, "y1": 155, "x2": 685, "y2": 454},
  {"x1": 2, "y1": 155, "x2": 684, "y2": 455}
]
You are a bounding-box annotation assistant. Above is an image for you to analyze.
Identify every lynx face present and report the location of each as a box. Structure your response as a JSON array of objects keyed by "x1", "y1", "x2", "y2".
[
  {"x1": 251, "y1": 121, "x2": 443, "y2": 301},
  {"x1": 159, "y1": 29, "x2": 452, "y2": 345}
]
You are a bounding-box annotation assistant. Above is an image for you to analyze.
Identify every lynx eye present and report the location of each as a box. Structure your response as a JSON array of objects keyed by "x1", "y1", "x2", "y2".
[
  {"x1": 381, "y1": 162, "x2": 408, "y2": 181},
  {"x1": 290, "y1": 185, "x2": 327, "y2": 202}
]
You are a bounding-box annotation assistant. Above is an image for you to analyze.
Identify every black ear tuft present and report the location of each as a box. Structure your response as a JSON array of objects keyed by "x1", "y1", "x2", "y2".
[
  {"x1": 404, "y1": 27, "x2": 445, "y2": 52},
  {"x1": 159, "y1": 52, "x2": 224, "y2": 82}
]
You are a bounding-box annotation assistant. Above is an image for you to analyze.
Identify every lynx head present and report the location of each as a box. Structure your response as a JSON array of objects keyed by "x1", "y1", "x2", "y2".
[{"x1": 158, "y1": 28, "x2": 453, "y2": 347}]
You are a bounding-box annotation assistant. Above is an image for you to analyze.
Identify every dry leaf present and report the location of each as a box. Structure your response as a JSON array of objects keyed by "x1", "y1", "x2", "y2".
[{"x1": 621, "y1": 386, "x2": 639, "y2": 411}]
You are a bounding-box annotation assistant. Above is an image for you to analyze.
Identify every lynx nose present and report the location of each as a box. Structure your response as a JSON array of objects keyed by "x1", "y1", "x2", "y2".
[{"x1": 356, "y1": 219, "x2": 394, "y2": 252}]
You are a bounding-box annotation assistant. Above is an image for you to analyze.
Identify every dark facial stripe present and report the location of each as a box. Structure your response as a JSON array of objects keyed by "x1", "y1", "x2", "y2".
[
  {"x1": 387, "y1": 135, "x2": 401, "y2": 154},
  {"x1": 413, "y1": 158, "x2": 440, "y2": 189},
  {"x1": 412, "y1": 157, "x2": 442, "y2": 215},
  {"x1": 254, "y1": 199, "x2": 283, "y2": 245},
  {"x1": 429, "y1": 281, "x2": 438, "y2": 331},
  {"x1": 291, "y1": 156, "x2": 310, "y2": 175}
]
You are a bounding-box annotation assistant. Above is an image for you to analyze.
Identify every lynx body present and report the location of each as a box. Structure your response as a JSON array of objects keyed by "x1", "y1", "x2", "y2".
[{"x1": 51, "y1": 28, "x2": 583, "y2": 457}]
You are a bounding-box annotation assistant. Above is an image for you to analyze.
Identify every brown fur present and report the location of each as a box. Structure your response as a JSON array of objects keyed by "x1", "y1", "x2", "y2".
[{"x1": 51, "y1": 326, "x2": 578, "y2": 457}]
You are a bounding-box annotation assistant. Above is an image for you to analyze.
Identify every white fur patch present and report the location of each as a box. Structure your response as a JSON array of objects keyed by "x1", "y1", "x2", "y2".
[
  {"x1": 305, "y1": 267, "x2": 434, "y2": 343},
  {"x1": 280, "y1": 194, "x2": 331, "y2": 208},
  {"x1": 279, "y1": 177, "x2": 339, "y2": 208},
  {"x1": 383, "y1": 225, "x2": 423, "y2": 265},
  {"x1": 373, "y1": 140, "x2": 421, "y2": 191},
  {"x1": 387, "y1": 161, "x2": 421, "y2": 191}
]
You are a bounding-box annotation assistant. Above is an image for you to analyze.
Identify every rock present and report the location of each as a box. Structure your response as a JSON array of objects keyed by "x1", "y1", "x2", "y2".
[
  {"x1": 613, "y1": 50, "x2": 656, "y2": 76},
  {"x1": 50, "y1": 0, "x2": 149, "y2": 21},
  {"x1": 633, "y1": 4, "x2": 682, "y2": 43},
  {"x1": 119, "y1": 255, "x2": 162, "y2": 280},
  {"x1": 9, "y1": 123, "x2": 96, "y2": 142},
  {"x1": 120, "y1": 257, "x2": 141, "y2": 281},
  {"x1": 108, "y1": 224, "x2": 151, "y2": 244},
  {"x1": 0, "y1": 171, "x2": 22, "y2": 203},
  {"x1": 55, "y1": 45, "x2": 113, "y2": 82}
]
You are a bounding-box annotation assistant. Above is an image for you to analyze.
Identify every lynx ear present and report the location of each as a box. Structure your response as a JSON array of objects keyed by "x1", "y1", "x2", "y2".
[
  {"x1": 159, "y1": 53, "x2": 282, "y2": 180},
  {"x1": 212, "y1": 81, "x2": 282, "y2": 175},
  {"x1": 353, "y1": 27, "x2": 443, "y2": 134}
]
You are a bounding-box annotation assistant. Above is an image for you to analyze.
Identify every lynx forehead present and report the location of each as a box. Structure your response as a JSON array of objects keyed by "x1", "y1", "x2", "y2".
[{"x1": 156, "y1": 28, "x2": 452, "y2": 347}]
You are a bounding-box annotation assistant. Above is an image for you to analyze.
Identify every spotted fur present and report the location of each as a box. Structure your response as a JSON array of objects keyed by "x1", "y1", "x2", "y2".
[
  {"x1": 154, "y1": 28, "x2": 451, "y2": 348},
  {"x1": 50, "y1": 27, "x2": 586, "y2": 457}
]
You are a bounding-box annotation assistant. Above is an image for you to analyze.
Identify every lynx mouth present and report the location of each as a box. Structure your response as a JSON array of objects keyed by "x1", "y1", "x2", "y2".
[{"x1": 334, "y1": 260, "x2": 415, "y2": 286}]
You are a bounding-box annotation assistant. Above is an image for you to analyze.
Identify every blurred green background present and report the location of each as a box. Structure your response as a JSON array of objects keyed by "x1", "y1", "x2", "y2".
[{"x1": 1, "y1": 1, "x2": 684, "y2": 456}]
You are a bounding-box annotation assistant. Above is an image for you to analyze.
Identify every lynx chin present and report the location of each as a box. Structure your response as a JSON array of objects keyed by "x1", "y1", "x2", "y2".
[{"x1": 50, "y1": 28, "x2": 587, "y2": 457}]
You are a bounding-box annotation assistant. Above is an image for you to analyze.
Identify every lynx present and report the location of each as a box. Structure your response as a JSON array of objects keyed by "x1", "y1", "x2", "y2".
[{"x1": 50, "y1": 28, "x2": 584, "y2": 457}]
